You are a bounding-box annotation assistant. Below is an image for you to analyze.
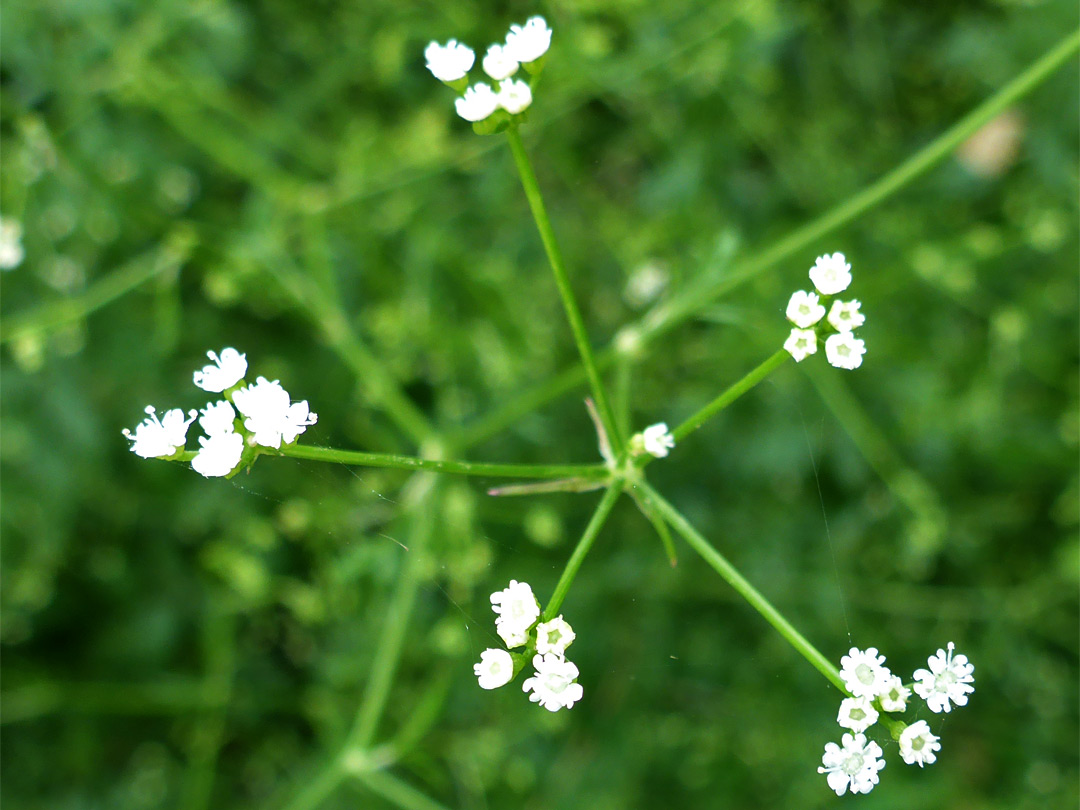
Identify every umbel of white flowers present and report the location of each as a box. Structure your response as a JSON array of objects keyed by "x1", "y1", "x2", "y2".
[
  {"x1": 473, "y1": 579, "x2": 584, "y2": 712},
  {"x1": 123, "y1": 347, "x2": 318, "y2": 479},
  {"x1": 425, "y1": 16, "x2": 552, "y2": 127},
  {"x1": 783, "y1": 252, "x2": 867, "y2": 370},
  {"x1": 818, "y1": 642, "x2": 974, "y2": 795}
]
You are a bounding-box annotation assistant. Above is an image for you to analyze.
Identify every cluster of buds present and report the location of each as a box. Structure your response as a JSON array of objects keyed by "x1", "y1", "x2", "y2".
[
  {"x1": 783, "y1": 253, "x2": 866, "y2": 369},
  {"x1": 122, "y1": 347, "x2": 317, "y2": 478},
  {"x1": 424, "y1": 16, "x2": 552, "y2": 131},
  {"x1": 629, "y1": 422, "x2": 676, "y2": 459},
  {"x1": 818, "y1": 642, "x2": 975, "y2": 795},
  {"x1": 474, "y1": 580, "x2": 583, "y2": 712}
]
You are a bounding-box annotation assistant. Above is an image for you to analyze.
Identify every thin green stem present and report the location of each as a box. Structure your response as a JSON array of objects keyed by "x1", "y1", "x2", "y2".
[
  {"x1": 634, "y1": 480, "x2": 846, "y2": 693},
  {"x1": 272, "y1": 443, "x2": 608, "y2": 480},
  {"x1": 543, "y1": 483, "x2": 623, "y2": 621},
  {"x1": 505, "y1": 126, "x2": 624, "y2": 455},
  {"x1": 353, "y1": 771, "x2": 451, "y2": 810}
]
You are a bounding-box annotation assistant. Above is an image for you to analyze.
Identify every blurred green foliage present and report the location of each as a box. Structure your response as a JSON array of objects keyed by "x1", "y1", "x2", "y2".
[{"x1": 1, "y1": 1, "x2": 1077, "y2": 808}]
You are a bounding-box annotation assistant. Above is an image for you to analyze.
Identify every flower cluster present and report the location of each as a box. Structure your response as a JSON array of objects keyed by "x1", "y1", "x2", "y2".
[
  {"x1": 425, "y1": 16, "x2": 552, "y2": 128},
  {"x1": 783, "y1": 253, "x2": 866, "y2": 369},
  {"x1": 473, "y1": 579, "x2": 583, "y2": 712},
  {"x1": 629, "y1": 422, "x2": 675, "y2": 459},
  {"x1": 818, "y1": 643, "x2": 974, "y2": 795},
  {"x1": 123, "y1": 347, "x2": 318, "y2": 478}
]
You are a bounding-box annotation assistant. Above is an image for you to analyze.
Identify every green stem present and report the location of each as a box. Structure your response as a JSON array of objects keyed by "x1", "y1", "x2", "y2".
[
  {"x1": 354, "y1": 771, "x2": 452, "y2": 810},
  {"x1": 272, "y1": 444, "x2": 608, "y2": 480},
  {"x1": 505, "y1": 126, "x2": 624, "y2": 455},
  {"x1": 542, "y1": 484, "x2": 623, "y2": 621},
  {"x1": 634, "y1": 480, "x2": 846, "y2": 693}
]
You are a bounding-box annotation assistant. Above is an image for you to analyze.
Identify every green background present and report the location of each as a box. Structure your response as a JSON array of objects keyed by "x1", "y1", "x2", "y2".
[{"x1": 1, "y1": 1, "x2": 1077, "y2": 808}]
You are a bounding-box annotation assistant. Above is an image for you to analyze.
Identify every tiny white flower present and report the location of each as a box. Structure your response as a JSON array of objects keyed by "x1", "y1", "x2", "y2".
[
  {"x1": 642, "y1": 422, "x2": 675, "y2": 458},
  {"x1": 489, "y1": 580, "x2": 540, "y2": 648},
  {"x1": 808, "y1": 252, "x2": 852, "y2": 296},
  {"x1": 898, "y1": 720, "x2": 942, "y2": 767},
  {"x1": 817, "y1": 732, "x2": 886, "y2": 796},
  {"x1": 837, "y1": 696, "x2": 879, "y2": 733},
  {"x1": 496, "y1": 78, "x2": 532, "y2": 114},
  {"x1": 424, "y1": 39, "x2": 475, "y2": 82},
  {"x1": 0, "y1": 217, "x2": 25, "y2": 270},
  {"x1": 455, "y1": 82, "x2": 499, "y2": 122},
  {"x1": 535, "y1": 615, "x2": 575, "y2": 657},
  {"x1": 878, "y1": 675, "x2": 911, "y2": 713},
  {"x1": 482, "y1": 43, "x2": 519, "y2": 80},
  {"x1": 473, "y1": 648, "x2": 515, "y2": 690},
  {"x1": 827, "y1": 299, "x2": 865, "y2": 332},
  {"x1": 522, "y1": 653, "x2": 583, "y2": 712},
  {"x1": 232, "y1": 376, "x2": 318, "y2": 449},
  {"x1": 783, "y1": 327, "x2": 817, "y2": 362},
  {"x1": 825, "y1": 332, "x2": 866, "y2": 370},
  {"x1": 839, "y1": 647, "x2": 892, "y2": 699},
  {"x1": 505, "y1": 16, "x2": 552, "y2": 64},
  {"x1": 199, "y1": 400, "x2": 237, "y2": 437},
  {"x1": 191, "y1": 430, "x2": 245, "y2": 478},
  {"x1": 912, "y1": 642, "x2": 975, "y2": 713},
  {"x1": 786, "y1": 290, "x2": 826, "y2": 328},
  {"x1": 193, "y1": 348, "x2": 247, "y2": 392},
  {"x1": 123, "y1": 406, "x2": 197, "y2": 459}
]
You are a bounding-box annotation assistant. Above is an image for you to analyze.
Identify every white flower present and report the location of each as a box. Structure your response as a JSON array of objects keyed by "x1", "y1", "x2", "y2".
[
  {"x1": 191, "y1": 431, "x2": 244, "y2": 478},
  {"x1": 808, "y1": 252, "x2": 852, "y2": 295},
  {"x1": 783, "y1": 328, "x2": 817, "y2": 362},
  {"x1": 817, "y1": 732, "x2": 886, "y2": 796},
  {"x1": 786, "y1": 290, "x2": 825, "y2": 328},
  {"x1": 496, "y1": 79, "x2": 532, "y2": 114},
  {"x1": 642, "y1": 422, "x2": 675, "y2": 458},
  {"x1": 455, "y1": 83, "x2": 499, "y2": 122},
  {"x1": 424, "y1": 39, "x2": 475, "y2": 82},
  {"x1": 489, "y1": 579, "x2": 540, "y2": 648},
  {"x1": 505, "y1": 16, "x2": 552, "y2": 64},
  {"x1": 827, "y1": 299, "x2": 865, "y2": 332},
  {"x1": 535, "y1": 615, "x2": 575, "y2": 657},
  {"x1": 474, "y1": 648, "x2": 515, "y2": 690},
  {"x1": 482, "y1": 43, "x2": 519, "y2": 80},
  {"x1": 912, "y1": 642, "x2": 975, "y2": 713},
  {"x1": 193, "y1": 348, "x2": 248, "y2": 392},
  {"x1": 232, "y1": 376, "x2": 318, "y2": 448},
  {"x1": 198, "y1": 399, "x2": 237, "y2": 436},
  {"x1": 839, "y1": 647, "x2": 892, "y2": 699},
  {"x1": 0, "y1": 217, "x2": 25, "y2": 270},
  {"x1": 837, "y1": 696, "x2": 879, "y2": 733},
  {"x1": 878, "y1": 675, "x2": 911, "y2": 713},
  {"x1": 825, "y1": 332, "x2": 866, "y2": 370},
  {"x1": 522, "y1": 653, "x2": 583, "y2": 711},
  {"x1": 123, "y1": 406, "x2": 196, "y2": 459},
  {"x1": 898, "y1": 720, "x2": 942, "y2": 767}
]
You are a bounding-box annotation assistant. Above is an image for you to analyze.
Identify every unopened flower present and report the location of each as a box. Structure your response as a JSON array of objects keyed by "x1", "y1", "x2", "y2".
[
  {"x1": 505, "y1": 16, "x2": 552, "y2": 64},
  {"x1": 496, "y1": 78, "x2": 532, "y2": 114},
  {"x1": 193, "y1": 348, "x2": 247, "y2": 392},
  {"x1": 878, "y1": 675, "x2": 911, "y2": 713},
  {"x1": 490, "y1": 580, "x2": 540, "y2": 648},
  {"x1": 825, "y1": 332, "x2": 866, "y2": 370},
  {"x1": 232, "y1": 377, "x2": 318, "y2": 449},
  {"x1": 522, "y1": 653, "x2": 583, "y2": 711},
  {"x1": 837, "y1": 696, "x2": 879, "y2": 733},
  {"x1": 784, "y1": 328, "x2": 817, "y2": 362},
  {"x1": 123, "y1": 406, "x2": 196, "y2": 459},
  {"x1": 839, "y1": 647, "x2": 892, "y2": 699},
  {"x1": 786, "y1": 290, "x2": 825, "y2": 328},
  {"x1": 912, "y1": 642, "x2": 975, "y2": 713},
  {"x1": 817, "y1": 732, "x2": 886, "y2": 796},
  {"x1": 898, "y1": 720, "x2": 941, "y2": 767},
  {"x1": 827, "y1": 299, "x2": 865, "y2": 332},
  {"x1": 535, "y1": 615, "x2": 575, "y2": 657},
  {"x1": 642, "y1": 423, "x2": 675, "y2": 458},
  {"x1": 199, "y1": 400, "x2": 237, "y2": 437},
  {"x1": 455, "y1": 83, "x2": 499, "y2": 122},
  {"x1": 474, "y1": 648, "x2": 515, "y2": 690},
  {"x1": 0, "y1": 217, "x2": 25, "y2": 270},
  {"x1": 191, "y1": 430, "x2": 244, "y2": 478},
  {"x1": 482, "y1": 43, "x2": 519, "y2": 80},
  {"x1": 425, "y1": 39, "x2": 475, "y2": 82},
  {"x1": 809, "y1": 252, "x2": 852, "y2": 296}
]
